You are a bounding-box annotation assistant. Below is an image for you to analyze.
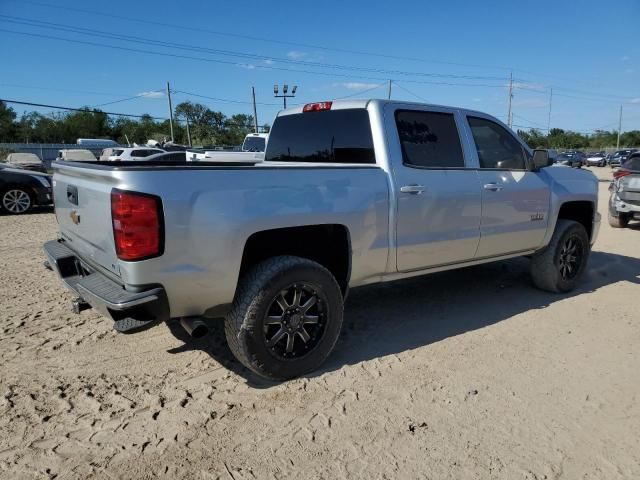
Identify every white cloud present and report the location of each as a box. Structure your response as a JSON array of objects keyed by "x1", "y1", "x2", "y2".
[
  {"x1": 625, "y1": 68, "x2": 634, "y2": 74},
  {"x1": 630, "y1": 98, "x2": 640, "y2": 104},
  {"x1": 136, "y1": 91, "x2": 164, "y2": 98},
  {"x1": 621, "y1": 55, "x2": 630, "y2": 61},
  {"x1": 239, "y1": 63, "x2": 256, "y2": 70},
  {"x1": 263, "y1": 59, "x2": 274, "y2": 65},
  {"x1": 341, "y1": 82, "x2": 379, "y2": 90},
  {"x1": 511, "y1": 81, "x2": 545, "y2": 91},
  {"x1": 287, "y1": 50, "x2": 308, "y2": 59},
  {"x1": 472, "y1": 98, "x2": 482, "y2": 102}
]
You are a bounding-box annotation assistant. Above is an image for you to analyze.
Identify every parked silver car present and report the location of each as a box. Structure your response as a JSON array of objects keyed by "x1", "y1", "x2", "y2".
[{"x1": 608, "y1": 153, "x2": 640, "y2": 227}]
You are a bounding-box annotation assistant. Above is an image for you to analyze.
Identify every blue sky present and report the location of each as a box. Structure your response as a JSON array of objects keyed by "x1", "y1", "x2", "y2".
[{"x1": 1, "y1": 0, "x2": 639, "y2": 133}]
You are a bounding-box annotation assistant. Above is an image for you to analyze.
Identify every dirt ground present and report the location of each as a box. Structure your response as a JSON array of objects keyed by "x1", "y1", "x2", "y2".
[{"x1": 1, "y1": 167, "x2": 639, "y2": 479}]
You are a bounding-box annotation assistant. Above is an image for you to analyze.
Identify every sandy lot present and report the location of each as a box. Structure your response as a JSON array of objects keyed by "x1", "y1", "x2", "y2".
[{"x1": 1, "y1": 167, "x2": 639, "y2": 479}]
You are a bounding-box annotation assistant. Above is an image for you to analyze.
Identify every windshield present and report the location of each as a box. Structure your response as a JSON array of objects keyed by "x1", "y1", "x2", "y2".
[{"x1": 242, "y1": 136, "x2": 266, "y2": 152}]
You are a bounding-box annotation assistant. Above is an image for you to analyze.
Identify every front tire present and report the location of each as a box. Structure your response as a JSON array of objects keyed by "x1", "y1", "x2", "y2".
[
  {"x1": 225, "y1": 256, "x2": 344, "y2": 380},
  {"x1": 1, "y1": 188, "x2": 33, "y2": 215},
  {"x1": 530, "y1": 220, "x2": 590, "y2": 293},
  {"x1": 608, "y1": 211, "x2": 630, "y2": 228}
]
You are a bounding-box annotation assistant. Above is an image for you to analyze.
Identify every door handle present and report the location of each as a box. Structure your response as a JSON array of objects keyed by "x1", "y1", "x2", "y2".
[
  {"x1": 400, "y1": 185, "x2": 425, "y2": 195},
  {"x1": 483, "y1": 183, "x2": 503, "y2": 192}
]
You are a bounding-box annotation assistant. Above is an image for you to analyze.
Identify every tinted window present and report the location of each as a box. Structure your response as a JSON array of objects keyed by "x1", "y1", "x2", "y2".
[
  {"x1": 243, "y1": 136, "x2": 266, "y2": 152},
  {"x1": 111, "y1": 149, "x2": 125, "y2": 156},
  {"x1": 622, "y1": 156, "x2": 640, "y2": 171},
  {"x1": 395, "y1": 110, "x2": 464, "y2": 168},
  {"x1": 265, "y1": 109, "x2": 375, "y2": 164},
  {"x1": 468, "y1": 117, "x2": 526, "y2": 170}
]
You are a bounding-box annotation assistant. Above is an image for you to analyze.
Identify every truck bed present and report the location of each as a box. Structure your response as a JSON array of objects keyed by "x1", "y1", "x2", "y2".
[{"x1": 51, "y1": 160, "x2": 390, "y2": 318}]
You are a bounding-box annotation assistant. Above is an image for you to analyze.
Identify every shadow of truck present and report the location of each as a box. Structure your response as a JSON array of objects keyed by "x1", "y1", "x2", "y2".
[{"x1": 166, "y1": 251, "x2": 640, "y2": 386}]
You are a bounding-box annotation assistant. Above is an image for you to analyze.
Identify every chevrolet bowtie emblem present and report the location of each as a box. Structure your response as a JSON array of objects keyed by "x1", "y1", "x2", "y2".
[{"x1": 70, "y1": 210, "x2": 81, "y2": 225}]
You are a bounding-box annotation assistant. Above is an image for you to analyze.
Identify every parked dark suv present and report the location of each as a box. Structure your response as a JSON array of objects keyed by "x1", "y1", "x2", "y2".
[
  {"x1": 609, "y1": 149, "x2": 638, "y2": 167},
  {"x1": 0, "y1": 163, "x2": 53, "y2": 214}
]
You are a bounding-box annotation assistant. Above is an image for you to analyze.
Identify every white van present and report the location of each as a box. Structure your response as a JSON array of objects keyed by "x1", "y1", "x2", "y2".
[{"x1": 56, "y1": 149, "x2": 96, "y2": 162}]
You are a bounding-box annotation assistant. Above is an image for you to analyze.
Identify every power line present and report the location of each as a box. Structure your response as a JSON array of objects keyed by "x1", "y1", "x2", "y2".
[
  {"x1": 0, "y1": 98, "x2": 167, "y2": 119},
  {"x1": 0, "y1": 83, "x2": 136, "y2": 98},
  {"x1": 173, "y1": 90, "x2": 282, "y2": 106},
  {"x1": 0, "y1": 15, "x2": 508, "y2": 83},
  {"x1": 92, "y1": 90, "x2": 164, "y2": 108},
  {"x1": 4, "y1": 0, "x2": 525, "y2": 74},
  {"x1": 334, "y1": 83, "x2": 387, "y2": 99},
  {"x1": 392, "y1": 82, "x2": 430, "y2": 102},
  {"x1": 0, "y1": 28, "x2": 511, "y2": 90},
  {"x1": 7, "y1": 15, "x2": 636, "y2": 105},
  {"x1": 8, "y1": 0, "x2": 623, "y2": 90}
]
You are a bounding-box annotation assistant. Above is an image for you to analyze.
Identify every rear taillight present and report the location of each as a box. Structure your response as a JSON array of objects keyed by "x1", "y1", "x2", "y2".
[
  {"x1": 613, "y1": 170, "x2": 631, "y2": 180},
  {"x1": 111, "y1": 189, "x2": 163, "y2": 261},
  {"x1": 303, "y1": 101, "x2": 333, "y2": 112}
]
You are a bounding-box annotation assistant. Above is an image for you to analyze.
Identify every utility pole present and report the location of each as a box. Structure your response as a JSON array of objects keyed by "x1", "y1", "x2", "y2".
[
  {"x1": 185, "y1": 116, "x2": 192, "y2": 147},
  {"x1": 251, "y1": 86, "x2": 259, "y2": 133},
  {"x1": 166, "y1": 81, "x2": 175, "y2": 143},
  {"x1": 507, "y1": 72, "x2": 513, "y2": 128},
  {"x1": 388, "y1": 80, "x2": 392, "y2": 100},
  {"x1": 617, "y1": 105, "x2": 623, "y2": 149},
  {"x1": 547, "y1": 87, "x2": 553, "y2": 135}
]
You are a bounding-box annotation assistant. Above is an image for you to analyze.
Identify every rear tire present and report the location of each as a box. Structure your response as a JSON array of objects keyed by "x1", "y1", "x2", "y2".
[
  {"x1": 608, "y1": 211, "x2": 630, "y2": 228},
  {"x1": 530, "y1": 220, "x2": 590, "y2": 293},
  {"x1": 1, "y1": 188, "x2": 33, "y2": 215},
  {"x1": 225, "y1": 255, "x2": 344, "y2": 380}
]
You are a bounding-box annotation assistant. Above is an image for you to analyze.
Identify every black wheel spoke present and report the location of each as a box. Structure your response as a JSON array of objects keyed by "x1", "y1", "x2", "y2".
[
  {"x1": 275, "y1": 294, "x2": 289, "y2": 312},
  {"x1": 267, "y1": 328, "x2": 287, "y2": 348},
  {"x1": 303, "y1": 314, "x2": 319, "y2": 325},
  {"x1": 285, "y1": 333, "x2": 295, "y2": 353},
  {"x1": 297, "y1": 327, "x2": 311, "y2": 343},
  {"x1": 265, "y1": 315, "x2": 283, "y2": 325},
  {"x1": 301, "y1": 296, "x2": 317, "y2": 313}
]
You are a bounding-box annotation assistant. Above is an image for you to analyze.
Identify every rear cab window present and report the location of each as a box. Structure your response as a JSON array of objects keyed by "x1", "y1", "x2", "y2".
[{"x1": 265, "y1": 109, "x2": 376, "y2": 164}]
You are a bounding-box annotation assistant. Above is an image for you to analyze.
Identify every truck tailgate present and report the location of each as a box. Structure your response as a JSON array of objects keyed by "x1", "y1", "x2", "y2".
[{"x1": 53, "y1": 163, "x2": 121, "y2": 277}]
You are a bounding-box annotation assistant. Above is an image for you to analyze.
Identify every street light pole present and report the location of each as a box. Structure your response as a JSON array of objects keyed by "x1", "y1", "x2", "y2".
[
  {"x1": 274, "y1": 84, "x2": 298, "y2": 109},
  {"x1": 617, "y1": 105, "x2": 623, "y2": 149}
]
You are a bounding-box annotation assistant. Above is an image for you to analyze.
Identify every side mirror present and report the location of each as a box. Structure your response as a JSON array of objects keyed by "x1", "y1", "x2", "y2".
[{"x1": 532, "y1": 149, "x2": 550, "y2": 171}]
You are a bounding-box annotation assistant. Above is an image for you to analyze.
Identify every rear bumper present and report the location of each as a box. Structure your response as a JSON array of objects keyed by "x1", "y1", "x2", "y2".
[{"x1": 43, "y1": 239, "x2": 169, "y2": 331}]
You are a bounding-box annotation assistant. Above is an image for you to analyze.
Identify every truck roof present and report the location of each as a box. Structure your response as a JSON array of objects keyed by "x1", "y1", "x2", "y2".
[{"x1": 276, "y1": 98, "x2": 488, "y2": 118}]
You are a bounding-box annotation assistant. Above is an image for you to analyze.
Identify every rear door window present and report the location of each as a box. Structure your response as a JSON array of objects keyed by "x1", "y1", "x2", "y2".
[
  {"x1": 265, "y1": 109, "x2": 375, "y2": 164},
  {"x1": 395, "y1": 110, "x2": 465, "y2": 168}
]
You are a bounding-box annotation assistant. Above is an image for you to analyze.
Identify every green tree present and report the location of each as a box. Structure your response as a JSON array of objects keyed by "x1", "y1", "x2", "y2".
[{"x1": 0, "y1": 101, "x2": 17, "y2": 142}]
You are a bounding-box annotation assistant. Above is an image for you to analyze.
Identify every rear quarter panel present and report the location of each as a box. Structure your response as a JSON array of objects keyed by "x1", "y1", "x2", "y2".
[{"x1": 114, "y1": 166, "x2": 390, "y2": 317}]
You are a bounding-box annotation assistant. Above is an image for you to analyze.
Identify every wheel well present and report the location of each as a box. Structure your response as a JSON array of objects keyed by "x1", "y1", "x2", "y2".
[
  {"x1": 557, "y1": 201, "x2": 594, "y2": 239},
  {"x1": 239, "y1": 225, "x2": 351, "y2": 294}
]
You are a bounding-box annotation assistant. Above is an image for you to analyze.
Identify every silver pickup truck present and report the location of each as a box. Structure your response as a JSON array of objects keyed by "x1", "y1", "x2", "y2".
[{"x1": 44, "y1": 99, "x2": 600, "y2": 380}]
